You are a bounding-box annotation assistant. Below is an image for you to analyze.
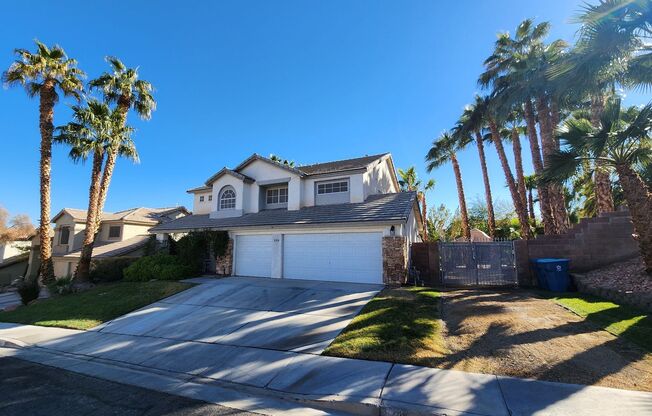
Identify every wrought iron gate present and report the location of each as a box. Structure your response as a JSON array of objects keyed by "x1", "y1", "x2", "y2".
[{"x1": 439, "y1": 241, "x2": 517, "y2": 287}]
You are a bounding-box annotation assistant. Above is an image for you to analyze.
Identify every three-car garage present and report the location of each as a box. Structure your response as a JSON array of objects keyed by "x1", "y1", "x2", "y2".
[{"x1": 233, "y1": 232, "x2": 383, "y2": 284}]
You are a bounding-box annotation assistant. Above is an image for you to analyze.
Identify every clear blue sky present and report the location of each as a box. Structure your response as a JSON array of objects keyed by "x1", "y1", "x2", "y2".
[{"x1": 0, "y1": 1, "x2": 647, "y2": 222}]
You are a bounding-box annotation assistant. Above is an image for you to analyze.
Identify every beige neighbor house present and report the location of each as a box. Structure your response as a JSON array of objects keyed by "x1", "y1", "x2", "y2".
[
  {"x1": 151, "y1": 153, "x2": 423, "y2": 285},
  {"x1": 26, "y1": 207, "x2": 189, "y2": 278}
]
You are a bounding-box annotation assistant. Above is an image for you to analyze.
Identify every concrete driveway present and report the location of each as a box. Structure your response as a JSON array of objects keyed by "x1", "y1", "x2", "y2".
[{"x1": 95, "y1": 276, "x2": 382, "y2": 354}]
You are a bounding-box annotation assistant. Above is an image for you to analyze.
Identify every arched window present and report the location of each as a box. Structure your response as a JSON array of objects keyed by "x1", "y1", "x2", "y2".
[{"x1": 219, "y1": 187, "x2": 236, "y2": 210}]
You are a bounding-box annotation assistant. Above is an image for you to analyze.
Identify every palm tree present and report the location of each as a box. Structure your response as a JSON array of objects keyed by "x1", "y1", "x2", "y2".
[
  {"x1": 397, "y1": 167, "x2": 435, "y2": 240},
  {"x1": 524, "y1": 174, "x2": 538, "y2": 222},
  {"x1": 484, "y1": 101, "x2": 533, "y2": 239},
  {"x1": 454, "y1": 96, "x2": 497, "y2": 237},
  {"x1": 269, "y1": 154, "x2": 295, "y2": 167},
  {"x1": 426, "y1": 132, "x2": 471, "y2": 240},
  {"x1": 54, "y1": 100, "x2": 135, "y2": 281},
  {"x1": 544, "y1": 99, "x2": 652, "y2": 273},
  {"x1": 480, "y1": 20, "x2": 563, "y2": 234},
  {"x1": 502, "y1": 112, "x2": 529, "y2": 219},
  {"x1": 88, "y1": 57, "x2": 155, "y2": 225},
  {"x1": 3, "y1": 41, "x2": 85, "y2": 284},
  {"x1": 550, "y1": 1, "x2": 652, "y2": 213}
]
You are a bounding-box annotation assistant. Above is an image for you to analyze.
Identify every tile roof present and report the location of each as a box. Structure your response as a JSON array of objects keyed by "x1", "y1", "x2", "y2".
[
  {"x1": 297, "y1": 153, "x2": 389, "y2": 175},
  {"x1": 60, "y1": 235, "x2": 151, "y2": 259},
  {"x1": 151, "y1": 191, "x2": 417, "y2": 232},
  {"x1": 53, "y1": 207, "x2": 188, "y2": 224},
  {"x1": 204, "y1": 168, "x2": 255, "y2": 186}
]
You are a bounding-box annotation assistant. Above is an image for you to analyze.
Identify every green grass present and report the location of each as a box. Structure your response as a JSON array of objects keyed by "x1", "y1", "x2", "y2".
[
  {"x1": 323, "y1": 286, "x2": 446, "y2": 365},
  {"x1": 547, "y1": 292, "x2": 652, "y2": 353},
  {"x1": 0, "y1": 281, "x2": 192, "y2": 330}
]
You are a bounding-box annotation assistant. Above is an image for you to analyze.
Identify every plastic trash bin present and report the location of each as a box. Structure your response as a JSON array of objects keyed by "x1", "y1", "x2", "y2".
[{"x1": 531, "y1": 258, "x2": 571, "y2": 292}]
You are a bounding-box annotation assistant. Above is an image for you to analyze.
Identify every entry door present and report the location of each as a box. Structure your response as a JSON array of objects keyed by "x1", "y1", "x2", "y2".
[
  {"x1": 235, "y1": 234, "x2": 273, "y2": 277},
  {"x1": 283, "y1": 232, "x2": 382, "y2": 283}
]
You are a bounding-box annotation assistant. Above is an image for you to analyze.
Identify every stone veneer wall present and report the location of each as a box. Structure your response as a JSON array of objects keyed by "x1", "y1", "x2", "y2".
[
  {"x1": 215, "y1": 238, "x2": 233, "y2": 276},
  {"x1": 515, "y1": 210, "x2": 640, "y2": 286},
  {"x1": 383, "y1": 236, "x2": 408, "y2": 285}
]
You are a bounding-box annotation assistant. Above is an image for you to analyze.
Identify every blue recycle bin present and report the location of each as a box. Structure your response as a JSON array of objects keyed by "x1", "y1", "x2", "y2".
[{"x1": 531, "y1": 258, "x2": 571, "y2": 292}]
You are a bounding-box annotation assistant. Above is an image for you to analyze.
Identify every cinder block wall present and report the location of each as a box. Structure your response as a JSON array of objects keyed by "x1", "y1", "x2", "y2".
[{"x1": 516, "y1": 210, "x2": 640, "y2": 285}]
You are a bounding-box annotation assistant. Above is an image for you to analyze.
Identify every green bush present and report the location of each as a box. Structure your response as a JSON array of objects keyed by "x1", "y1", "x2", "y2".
[
  {"x1": 17, "y1": 278, "x2": 40, "y2": 305},
  {"x1": 48, "y1": 275, "x2": 74, "y2": 296},
  {"x1": 89, "y1": 258, "x2": 136, "y2": 282},
  {"x1": 123, "y1": 254, "x2": 195, "y2": 282}
]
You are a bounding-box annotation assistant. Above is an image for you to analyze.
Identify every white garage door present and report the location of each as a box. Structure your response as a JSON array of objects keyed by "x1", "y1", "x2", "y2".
[
  {"x1": 235, "y1": 234, "x2": 273, "y2": 278},
  {"x1": 283, "y1": 232, "x2": 382, "y2": 284}
]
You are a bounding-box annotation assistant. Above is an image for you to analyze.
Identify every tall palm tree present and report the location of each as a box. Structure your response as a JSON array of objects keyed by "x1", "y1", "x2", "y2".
[
  {"x1": 426, "y1": 132, "x2": 471, "y2": 240},
  {"x1": 397, "y1": 167, "x2": 435, "y2": 240},
  {"x1": 480, "y1": 20, "x2": 563, "y2": 234},
  {"x1": 88, "y1": 57, "x2": 155, "y2": 225},
  {"x1": 524, "y1": 174, "x2": 538, "y2": 222},
  {"x1": 544, "y1": 98, "x2": 652, "y2": 273},
  {"x1": 484, "y1": 101, "x2": 533, "y2": 239},
  {"x1": 550, "y1": 1, "x2": 652, "y2": 213},
  {"x1": 502, "y1": 112, "x2": 529, "y2": 219},
  {"x1": 454, "y1": 96, "x2": 497, "y2": 237},
  {"x1": 54, "y1": 100, "x2": 135, "y2": 281},
  {"x1": 3, "y1": 41, "x2": 85, "y2": 283}
]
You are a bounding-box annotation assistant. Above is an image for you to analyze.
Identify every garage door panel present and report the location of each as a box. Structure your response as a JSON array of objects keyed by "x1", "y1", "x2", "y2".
[
  {"x1": 235, "y1": 235, "x2": 272, "y2": 278},
  {"x1": 283, "y1": 233, "x2": 382, "y2": 284}
]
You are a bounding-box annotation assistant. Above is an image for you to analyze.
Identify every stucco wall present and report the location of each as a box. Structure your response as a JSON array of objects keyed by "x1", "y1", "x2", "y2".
[
  {"x1": 192, "y1": 191, "x2": 212, "y2": 214},
  {"x1": 364, "y1": 157, "x2": 397, "y2": 199},
  {"x1": 0, "y1": 241, "x2": 30, "y2": 263}
]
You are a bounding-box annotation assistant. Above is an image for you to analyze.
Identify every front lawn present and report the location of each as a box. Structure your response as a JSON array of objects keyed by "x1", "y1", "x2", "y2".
[
  {"x1": 323, "y1": 286, "x2": 446, "y2": 365},
  {"x1": 0, "y1": 281, "x2": 191, "y2": 330},
  {"x1": 549, "y1": 292, "x2": 651, "y2": 353}
]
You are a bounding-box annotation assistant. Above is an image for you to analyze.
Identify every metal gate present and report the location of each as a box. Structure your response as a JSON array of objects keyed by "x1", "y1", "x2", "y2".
[{"x1": 439, "y1": 241, "x2": 517, "y2": 287}]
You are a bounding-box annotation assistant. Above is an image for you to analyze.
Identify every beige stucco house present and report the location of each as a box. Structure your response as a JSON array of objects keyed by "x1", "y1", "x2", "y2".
[
  {"x1": 151, "y1": 153, "x2": 423, "y2": 285},
  {"x1": 27, "y1": 207, "x2": 189, "y2": 278}
]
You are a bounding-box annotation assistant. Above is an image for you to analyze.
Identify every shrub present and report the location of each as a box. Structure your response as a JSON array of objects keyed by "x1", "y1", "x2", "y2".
[
  {"x1": 123, "y1": 254, "x2": 195, "y2": 282},
  {"x1": 174, "y1": 231, "x2": 229, "y2": 274},
  {"x1": 17, "y1": 278, "x2": 40, "y2": 305},
  {"x1": 49, "y1": 275, "x2": 74, "y2": 295},
  {"x1": 89, "y1": 258, "x2": 136, "y2": 283}
]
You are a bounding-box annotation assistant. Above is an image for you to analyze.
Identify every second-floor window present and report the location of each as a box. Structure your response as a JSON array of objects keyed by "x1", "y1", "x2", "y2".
[
  {"x1": 199, "y1": 196, "x2": 205, "y2": 202},
  {"x1": 317, "y1": 181, "x2": 348, "y2": 194},
  {"x1": 220, "y1": 187, "x2": 236, "y2": 210},
  {"x1": 59, "y1": 226, "x2": 70, "y2": 245},
  {"x1": 108, "y1": 226, "x2": 121, "y2": 239},
  {"x1": 266, "y1": 187, "x2": 288, "y2": 205},
  {"x1": 208, "y1": 195, "x2": 213, "y2": 201}
]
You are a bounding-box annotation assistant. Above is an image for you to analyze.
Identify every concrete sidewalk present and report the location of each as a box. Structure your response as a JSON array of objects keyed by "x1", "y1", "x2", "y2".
[{"x1": 1, "y1": 323, "x2": 651, "y2": 415}]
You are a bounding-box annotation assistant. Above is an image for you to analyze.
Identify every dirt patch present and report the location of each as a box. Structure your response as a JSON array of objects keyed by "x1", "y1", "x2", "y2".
[{"x1": 437, "y1": 289, "x2": 652, "y2": 392}]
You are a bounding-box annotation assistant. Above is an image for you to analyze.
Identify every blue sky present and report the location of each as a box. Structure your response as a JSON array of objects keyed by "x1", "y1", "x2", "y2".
[{"x1": 0, "y1": 1, "x2": 647, "y2": 222}]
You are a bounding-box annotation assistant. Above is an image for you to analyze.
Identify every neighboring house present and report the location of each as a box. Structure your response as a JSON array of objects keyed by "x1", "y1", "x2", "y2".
[
  {"x1": 27, "y1": 207, "x2": 189, "y2": 278},
  {"x1": 0, "y1": 240, "x2": 30, "y2": 264},
  {"x1": 151, "y1": 153, "x2": 423, "y2": 285}
]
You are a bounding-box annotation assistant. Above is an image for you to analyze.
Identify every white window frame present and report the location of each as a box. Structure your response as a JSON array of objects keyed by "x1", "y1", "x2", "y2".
[
  {"x1": 219, "y1": 187, "x2": 236, "y2": 210},
  {"x1": 266, "y1": 186, "x2": 288, "y2": 205},
  {"x1": 317, "y1": 180, "x2": 349, "y2": 195},
  {"x1": 199, "y1": 195, "x2": 205, "y2": 202}
]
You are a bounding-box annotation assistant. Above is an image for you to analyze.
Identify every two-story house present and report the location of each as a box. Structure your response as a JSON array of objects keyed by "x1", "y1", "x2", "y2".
[
  {"x1": 151, "y1": 153, "x2": 422, "y2": 285},
  {"x1": 27, "y1": 207, "x2": 189, "y2": 278}
]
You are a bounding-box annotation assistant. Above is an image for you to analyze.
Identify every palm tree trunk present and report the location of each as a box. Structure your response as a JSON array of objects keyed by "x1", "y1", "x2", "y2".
[
  {"x1": 524, "y1": 99, "x2": 555, "y2": 234},
  {"x1": 450, "y1": 153, "x2": 470, "y2": 240},
  {"x1": 488, "y1": 118, "x2": 532, "y2": 239},
  {"x1": 95, "y1": 96, "x2": 131, "y2": 228},
  {"x1": 74, "y1": 149, "x2": 105, "y2": 282},
  {"x1": 475, "y1": 131, "x2": 496, "y2": 237},
  {"x1": 536, "y1": 96, "x2": 568, "y2": 233},
  {"x1": 614, "y1": 164, "x2": 652, "y2": 274},
  {"x1": 511, "y1": 127, "x2": 529, "y2": 220},
  {"x1": 528, "y1": 188, "x2": 536, "y2": 222},
  {"x1": 38, "y1": 80, "x2": 56, "y2": 284},
  {"x1": 549, "y1": 98, "x2": 571, "y2": 230},
  {"x1": 591, "y1": 95, "x2": 615, "y2": 214}
]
